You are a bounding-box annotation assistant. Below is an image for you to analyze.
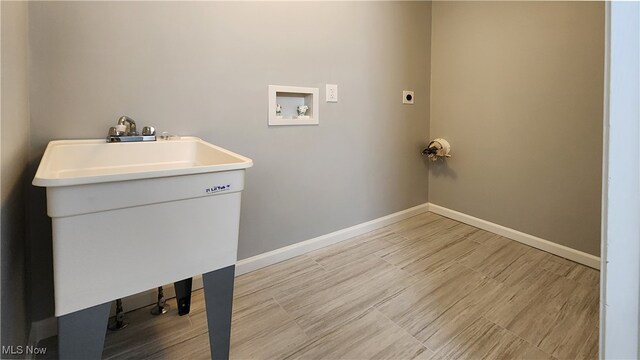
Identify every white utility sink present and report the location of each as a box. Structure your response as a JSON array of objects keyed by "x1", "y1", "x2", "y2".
[
  {"x1": 33, "y1": 137, "x2": 252, "y2": 317},
  {"x1": 33, "y1": 136, "x2": 251, "y2": 186}
]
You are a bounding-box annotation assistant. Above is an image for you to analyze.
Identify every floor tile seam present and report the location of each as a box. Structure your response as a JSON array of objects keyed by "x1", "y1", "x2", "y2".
[
  {"x1": 398, "y1": 234, "x2": 414, "y2": 243},
  {"x1": 537, "y1": 327, "x2": 593, "y2": 360},
  {"x1": 463, "y1": 228, "x2": 496, "y2": 242},
  {"x1": 479, "y1": 316, "x2": 558, "y2": 360},
  {"x1": 306, "y1": 254, "x2": 330, "y2": 272},
  {"x1": 484, "y1": 250, "x2": 526, "y2": 281},
  {"x1": 404, "y1": 260, "x2": 487, "y2": 296},
  {"x1": 370, "y1": 241, "x2": 410, "y2": 259},
  {"x1": 421, "y1": 314, "x2": 485, "y2": 357},
  {"x1": 375, "y1": 253, "x2": 422, "y2": 284},
  {"x1": 567, "y1": 265, "x2": 601, "y2": 278},
  {"x1": 312, "y1": 240, "x2": 400, "y2": 273},
  {"x1": 317, "y1": 253, "x2": 396, "y2": 278},
  {"x1": 383, "y1": 233, "x2": 426, "y2": 250},
  {"x1": 317, "y1": 256, "x2": 407, "y2": 291},
  {"x1": 557, "y1": 272, "x2": 601, "y2": 292},
  {"x1": 272, "y1": 276, "x2": 381, "y2": 314},
  {"x1": 103, "y1": 338, "x2": 151, "y2": 359},
  {"x1": 500, "y1": 291, "x2": 563, "y2": 330},
  {"x1": 369, "y1": 306, "x2": 438, "y2": 355},
  {"x1": 232, "y1": 295, "x2": 291, "y2": 323},
  {"x1": 375, "y1": 243, "x2": 421, "y2": 261},
  {"x1": 374, "y1": 259, "x2": 472, "y2": 306},
  {"x1": 308, "y1": 241, "x2": 368, "y2": 262},
  {"x1": 378, "y1": 237, "x2": 401, "y2": 250},
  {"x1": 151, "y1": 332, "x2": 211, "y2": 360},
  {"x1": 400, "y1": 227, "x2": 443, "y2": 240},
  {"x1": 541, "y1": 260, "x2": 577, "y2": 278},
  {"x1": 453, "y1": 260, "x2": 501, "y2": 284},
  {"x1": 104, "y1": 323, "x2": 205, "y2": 360},
  {"x1": 499, "y1": 249, "x2": 534, "y2": 271},
  {"x1": 432, "y1": 225, "x2": 469, "y2": 238},
  {"x1": 413, "y1": 285, "x2": 490, "y2": 338},
  {"x1": 449, "y1": 245, "x2": 485, "y2": 266},
  {"x1": 490, "y1": 270, "x2": 570, "y2": 313},
  {"x1": 122, "y1": 330, "x2": 205, "y2": 360},
  {"x1": 369, "y1": 285, "x2": 410, "y2": 310},
  {"x1": 423, "y1": 230, "x2": 461, "y2": 241},
  {"x1": 533, "y1": 298, "x2": 594, "y2": 356},
  {"x1": 468, "y1": 237, "x2": 486, "y2": 245},
  {"x1": 282, "y1": 306, "x2": 380, "y2": 357},
  {"x1": 326, "y1": 268, "x2": 418, "y2": 312},
  {"x1": 361, "y1": 232, "x2": 403, "y2": 244},
  {"x1": 390, "y1": 248, "x2": 454, "y2": 271},
  {"x1": 566, "y1": 277, "x2": 600, "y2": 290},
  {"x1": 393, "y1": 231, "x2": 437, "y2": 244},
  {"x1": 270, "y1": 293, "x2": 313, "y2": 342},
  {"x1": 187, "y1": 312, "x2": 195, "y2": 327},
  {"x1": 234, "y1": 272, "x2": 322, "y2": 300}
]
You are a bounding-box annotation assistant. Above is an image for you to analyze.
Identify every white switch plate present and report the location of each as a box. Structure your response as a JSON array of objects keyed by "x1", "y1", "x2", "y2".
[
  {"x1": 326, "y1": 84, "x2": 338, "y2": 102},
  {"x1": 403, "y1": 90, "x2": 414, "y2": 105}
]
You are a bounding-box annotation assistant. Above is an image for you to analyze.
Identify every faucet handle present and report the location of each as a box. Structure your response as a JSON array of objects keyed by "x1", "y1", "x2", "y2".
[{"x1": 142, "y1": 126, "x2": 156, "y2": 136}]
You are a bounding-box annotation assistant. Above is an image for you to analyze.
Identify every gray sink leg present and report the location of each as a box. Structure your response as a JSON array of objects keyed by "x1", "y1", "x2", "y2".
[
  {"x1": 174, "y1": 277, "x2": 194, "y2": 316},
  {"x1": 203, "y1": 265, "x2": 235, "y2": 360},
  {"x1": 58, "y1": 301, "x2": 110, "y2": 360}
]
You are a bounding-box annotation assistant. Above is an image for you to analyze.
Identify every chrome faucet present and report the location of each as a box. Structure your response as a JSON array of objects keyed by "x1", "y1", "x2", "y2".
[
  {"x1": 107, "y1": 115, "x2": 156, "y2": 143},
  {"x1": 117, "y1": 116, "x2": 138, "y2": 136}
]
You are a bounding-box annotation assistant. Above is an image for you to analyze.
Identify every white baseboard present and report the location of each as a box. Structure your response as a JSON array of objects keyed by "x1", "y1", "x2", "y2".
[
  {"x1": 235, "y1": 203, "x2": 430, "y2": 275},
  {"x1": 104, "y1": 202, "x2": 599, "y2": 316},
  {"x1": 30, "y1": 201, "x2": 601, "y2": 347},
  {"x1": 427, "y1": 203, "x2": 601, "y2": 269},
  {"x1": 29, "y1": 202, "x2": 430, "y2": 345},
  {"x1": 121, "y1": 202, "x2": 430, "y2": 310}
]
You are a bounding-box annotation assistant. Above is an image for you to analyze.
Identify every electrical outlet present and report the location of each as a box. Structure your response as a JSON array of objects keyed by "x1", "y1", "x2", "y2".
[
  {"x1": 326, "y1": 84, "x2": 338, "y2": 102},
  {"x1": 403, "y1": 90, "x2": 414, "y2": 105}
]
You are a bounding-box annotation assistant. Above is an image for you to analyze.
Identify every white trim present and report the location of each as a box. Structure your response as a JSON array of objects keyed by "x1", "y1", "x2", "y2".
[
  {"x1": 428, "y1": 203, "x2": 601, "y2": 270},
  {"x1": 600, "y1": 2, "x2": 640, "y2": 358},
  {"x1": 235, "y1": 203, "x2": 430, "y2": 275},
  {"x1": 29, "y1": 203, "x2": 430, "y2": 344},
  {"x1": 33, "y1": 201, "x2": 602, "y2": 347},
  {"x1": 599, "y1": 2, "x2": 611, "y2": 357},
  {"x1": 117, "y1": 201, "x2": 600, "y2": 314},
  {"x1": 120, "y1": 203, "x2": 429, "y2": 308}
]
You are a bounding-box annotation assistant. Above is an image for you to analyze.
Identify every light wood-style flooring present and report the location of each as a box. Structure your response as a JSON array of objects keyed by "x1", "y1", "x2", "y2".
[{"x1": 40, "y1": 212, "x2": 600, "y2": 359}]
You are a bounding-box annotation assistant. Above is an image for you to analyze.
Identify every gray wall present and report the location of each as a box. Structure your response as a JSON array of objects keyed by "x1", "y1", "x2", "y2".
[
  {"x1": 27, "y1": 2, "x2": 431, "y2": 320},
  {"x1": 1, "y1": 0, "x2": 31, "y2": 350},
  {"x1": 429, "y1": 1, "x2": 604, "y2": 256},
  {"x1": 21, "y1": 0, "x2": 604, "y2": 326}
]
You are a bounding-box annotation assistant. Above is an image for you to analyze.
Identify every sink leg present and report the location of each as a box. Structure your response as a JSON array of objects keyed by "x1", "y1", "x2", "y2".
[
  {"x1": 58, "y1": 302, "x2": 110, "y2": 360},
  {"x1": 174, "y1": 277, "x2": 193, "y2": 316},
  {"x1": 203, "y1": 265, "x2": 235, "y2": 360}
]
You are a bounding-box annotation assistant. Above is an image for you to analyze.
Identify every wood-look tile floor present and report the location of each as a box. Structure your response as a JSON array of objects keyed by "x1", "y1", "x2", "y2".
[{"x1": 39, "y1": 212, "x2": 600, "y2": 359}]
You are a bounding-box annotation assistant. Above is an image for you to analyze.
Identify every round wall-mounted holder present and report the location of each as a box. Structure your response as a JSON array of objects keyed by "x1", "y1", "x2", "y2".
[{"x1": 422, "y1": 138, "x2": 451, "y2": 161}]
